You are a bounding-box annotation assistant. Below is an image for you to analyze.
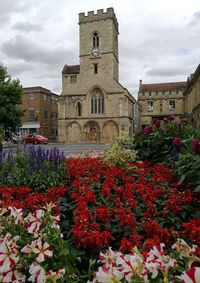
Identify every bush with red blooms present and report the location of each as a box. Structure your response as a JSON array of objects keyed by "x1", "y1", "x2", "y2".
[
  {"x1": 0, "y1": 156, "x2": 199, "y2": 280},
  {"x1": 58, "y1": 157, "x2": 199, "y2": 258}
]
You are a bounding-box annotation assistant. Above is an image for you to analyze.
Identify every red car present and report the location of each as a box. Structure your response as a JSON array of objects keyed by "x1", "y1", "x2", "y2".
[{"x1": 24, "y1": 134, "x2": 48, "y2": 144}]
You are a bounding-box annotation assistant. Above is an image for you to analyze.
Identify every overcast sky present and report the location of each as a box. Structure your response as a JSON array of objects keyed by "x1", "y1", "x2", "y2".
[{"x1": 0, "y1": 0, "x2": 200, "y2": 99}]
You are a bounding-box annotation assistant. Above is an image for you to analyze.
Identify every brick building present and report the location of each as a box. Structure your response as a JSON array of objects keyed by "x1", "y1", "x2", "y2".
[{"x1": 20, "y1": 87, "x2": 59, "y2": 141}]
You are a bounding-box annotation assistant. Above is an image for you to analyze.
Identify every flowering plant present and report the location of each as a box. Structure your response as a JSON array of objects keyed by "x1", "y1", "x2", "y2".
[
  {"x1": 90, "y1": 239, "x2": 200, "y2": 283},
  {"x1": 0, "y1": 205, "x2": 80, "y2": 283},
  {"x1": 0, "y1": 146, "x2": 66, "y2": 192}
]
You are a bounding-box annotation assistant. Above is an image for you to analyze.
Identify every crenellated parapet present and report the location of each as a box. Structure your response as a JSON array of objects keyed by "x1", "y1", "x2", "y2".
[{"x1": 79, "y1": 8, "x2": 118, "y2": 32}]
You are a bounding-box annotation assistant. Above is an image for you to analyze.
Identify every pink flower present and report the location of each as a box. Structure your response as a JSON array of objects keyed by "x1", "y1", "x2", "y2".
[
  {"x1": 155, "y1": 120, "x2": 161, "y2": 128},
  {"x1": 177, "y1": 267, "x2": 200, "y2": 283},
  {"x1": 192, "y1": 139, "x2": 200, "y2": 154},
  {"x1": 172, "y1": 137, "x2": 182, "y2": 150},
  {"x1": 144, "y1": 125, "x2": 153, "y2": 135}
]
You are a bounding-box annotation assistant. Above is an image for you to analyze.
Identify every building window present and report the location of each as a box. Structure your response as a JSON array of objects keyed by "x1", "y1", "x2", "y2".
[
  {"x1": 44, "y1": 110, "x2": 48, "y2": 119},
  {"x1": 147, "y1": 101, "x2": 153, "y2": 112},
  {"x1": 70, "y1": 75, "x2": 77, "y2": 84},
  {"x1": 51, "y1": 128, "x2": 57, "y2": 136},
  {"x1": 149, "y1": 91, "x2": 151, "y2": 96},
  {"x1": 28, "y1": 108, "x2": 35, "y2": 121},
  {"x1": 94, "y1": 63, "x2": 98, "y2": 74},
  {"x1": 44, "y1": 94, "x2": 48, "y2": 101},
  {"x1": 93, "y1": 32, "x2": 99, "y2": 48},
  {"x1": 51, "y1": 112, "x2": 57, "y2": 120},
  {"x1": 91, "y1": 88, "x2": 104, "y2": 114},
  {"x1": 169, "y1": 100, "x2": 176, "y2": 110},
  {"x1": 76, "y1": 101, "x2": 82, "y2": 116},
  {"x1": 28, "y1": 93, "x2": 34, "y2": 100}
]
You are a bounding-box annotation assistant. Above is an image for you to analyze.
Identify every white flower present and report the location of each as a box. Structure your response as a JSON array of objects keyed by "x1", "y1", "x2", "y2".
[
  {"x1": 99, "y1": 247, "x2": 123, "y2": 265},
  {"x1": 172, "y1": 238, "x2": 198, "y2": 267},
  {"x1": 27, "y1": 209, "x2": 45, "y2": 235},
  {"x1": 29, "y1": 262, "x2": 46, "y2": 283},
  {"x1": 2, "y1": 268, "x2": 26, "y2": 283},
  {"x1": 0, "y1": 234, "x2": 19, "y2": 272},
  {"x1": 8, "y1": 207, "x2": 23, "y2": 224},
  {"x1": 95, "y1": 264, "x2": 123, "y2": 283},
  {"x1": 145, "y1": 244, "x2": 176, "y2": 279},
  {"x1": 32, "y1": 239, "x2": 53, "y2": 262},
  {"x1": 116, "y1": 253, "x2": 145, "y2": 282},
  {"x1": 176, "y1": 267, "x2": 200, "y2": 283}
]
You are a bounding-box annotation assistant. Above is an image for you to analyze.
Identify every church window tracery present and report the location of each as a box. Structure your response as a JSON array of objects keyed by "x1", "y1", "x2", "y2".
[{"x1": 91, "y1": 88, "x2": 104, "y2": 114}]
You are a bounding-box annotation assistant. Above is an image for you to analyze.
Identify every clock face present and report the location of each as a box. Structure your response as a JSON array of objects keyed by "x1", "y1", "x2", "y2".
[{"x1": 91, "y1": 47, "x2": 100, "y2": 57}]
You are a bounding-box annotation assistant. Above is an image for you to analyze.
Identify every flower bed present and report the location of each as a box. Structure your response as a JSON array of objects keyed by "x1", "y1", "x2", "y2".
[
  {"x1": 60, "y1": 158, "x2": 199, "y2": 253},
  {"x1": 0, "y1": 155, "x2": 199, "y2": 282}
]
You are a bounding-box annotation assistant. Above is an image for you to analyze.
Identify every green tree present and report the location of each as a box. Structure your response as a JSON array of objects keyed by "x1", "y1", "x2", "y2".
[{"x1": 0, "y1": 63, "x2": 24, "y2": 132}]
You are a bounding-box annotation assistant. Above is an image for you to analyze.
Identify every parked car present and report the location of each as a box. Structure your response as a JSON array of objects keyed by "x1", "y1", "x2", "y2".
[{"x1": 24, "y1": 134, "x2": 48, "y2": 144}]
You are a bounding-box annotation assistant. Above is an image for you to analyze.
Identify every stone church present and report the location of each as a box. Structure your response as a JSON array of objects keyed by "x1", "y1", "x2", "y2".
[{"x1": 58, "y1": 8, "x2": 140, "y2": 143}]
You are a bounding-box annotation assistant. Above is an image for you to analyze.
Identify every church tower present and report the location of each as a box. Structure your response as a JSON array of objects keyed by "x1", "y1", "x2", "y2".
[
  {"x1": 79, "y1": 8, "x2": 119, "y2": 81},
  {"x1": 58, "y1": 8, "x2": 139, "y2": 144}
]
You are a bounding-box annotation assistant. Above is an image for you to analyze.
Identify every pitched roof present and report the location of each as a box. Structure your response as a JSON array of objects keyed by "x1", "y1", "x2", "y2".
[
  {"x1": 139, "y1": 81, "x2": 187, "y2": 93},
  {"x1": 62, "y1": 64, "x2": 80, "y2": 74}
]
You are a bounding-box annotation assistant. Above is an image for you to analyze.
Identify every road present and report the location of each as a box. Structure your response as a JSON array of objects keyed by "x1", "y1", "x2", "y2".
[{"x1": 21, "y1": 143, "x2": 109, "y2": 157}]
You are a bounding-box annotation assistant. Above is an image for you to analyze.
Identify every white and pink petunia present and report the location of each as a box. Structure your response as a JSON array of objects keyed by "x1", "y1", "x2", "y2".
[
  {"x1": 176, "y1": 267, "x2": 200, "y2": 283},
  {"x1": 28, "y1": 262, "x2": 46, "y2": 283},
  {"x1": 8, "y1": 207, "x2": 24, "y2": 225},
  {"x1": 26, "y1": 209, "x2": 45, "y2": 235},
  {"x1": 32, "y1": 239, "x2": 53, "y2": 262},
  {"x1": 1, "y1": 268, "x2": 26, "y2": 283},
  {"x1": 0, "y1": 234, "x2": 19, "y2": 272}
]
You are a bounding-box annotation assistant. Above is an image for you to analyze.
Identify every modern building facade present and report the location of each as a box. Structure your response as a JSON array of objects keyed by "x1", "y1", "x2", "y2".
[
  {"x1": 58, "y1": 8, "x2": 141, "y2": 143},
  {"x1": 184, "y1": 64, "x2": 200, "y2": 127},
  {"x1": 138, "y1": 80, "x2": 187, "y2": 127},
  {"x1": 20, "y1": 87, "x2": 59, "y2": 140}
]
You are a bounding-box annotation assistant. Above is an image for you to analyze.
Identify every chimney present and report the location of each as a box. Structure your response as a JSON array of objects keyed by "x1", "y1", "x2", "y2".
[{"x1": 139, "y1": 79, "x2": 142, "y2": 86}]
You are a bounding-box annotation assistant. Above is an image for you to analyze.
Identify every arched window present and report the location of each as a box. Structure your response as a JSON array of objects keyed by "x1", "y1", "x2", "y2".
[
  {"x1": 93, "y1": 32, "x2": 99, "y2": 48},
  {"x1": 91, "y1": 88, "x2": 104, "y2": 114},
  {"x1": 76, "y1": 101, "x2": 82, "y2": 116}
]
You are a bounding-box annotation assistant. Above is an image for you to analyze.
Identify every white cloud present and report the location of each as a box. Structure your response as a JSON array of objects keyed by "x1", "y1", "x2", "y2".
[{"x1": 0, "y1": 0, "x2": 199, "y2": 98}]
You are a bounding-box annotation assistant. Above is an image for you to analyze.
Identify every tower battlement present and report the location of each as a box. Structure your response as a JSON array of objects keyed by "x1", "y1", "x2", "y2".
[{"x1": 79, "y1": 8, "x2": 118, "y2": 32}]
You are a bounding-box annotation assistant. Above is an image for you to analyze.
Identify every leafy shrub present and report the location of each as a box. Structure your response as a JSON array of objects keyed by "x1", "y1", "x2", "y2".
[
  {"x1": 101, "y1": 135, "x2": 137, "y2": 168},
  {"x1": 0, "y1": 146, "x2": 67, "y2": 192},
  {"x1": 60, "y1": 157, "x2": 199, "y2": 257},
  {"x1": 175, "y1": 151, "x2": 200, "y2": 192},
  {"x1": 130, "y1": 117, "x2": 200, "y2": 167}
]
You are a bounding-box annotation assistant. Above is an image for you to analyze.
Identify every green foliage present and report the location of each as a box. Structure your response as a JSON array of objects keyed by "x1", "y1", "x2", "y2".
[
  {"x1": 0, "y1": 148, "x2": 67, "y2": 192},
  {"x1": 130, "y1": 119, "x2": 200, "y2": 166},
  {"x1": 175, "y1": 153, "x2": 200, "y2": 192},
  {"x1": 101, "y1": 134, "x2": 137, "y2": 168},
  {"x1": 130, "y1": 118, "x2": 200, "y2": 191},
  {"x1": 0, "y1": 63, "x2": 24, "y2": 131}
]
